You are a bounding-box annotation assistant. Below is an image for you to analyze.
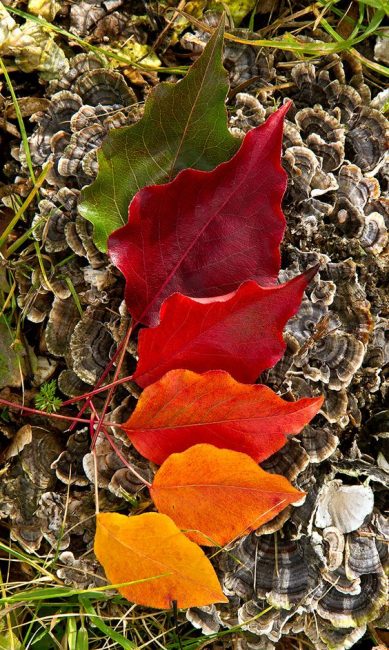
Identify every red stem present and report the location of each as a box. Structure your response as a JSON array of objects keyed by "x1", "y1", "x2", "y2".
[
  {"x1": 0, "y1": 398, "x2": 124, "y2": 429},
  {"x1": 89, "y1": 402, "x2": 151, "y2": 488},
  {"x1": 91, "y1": 323, "x2": 133, "y2": 448},
  {"x1": 68, "y1": 333, "x2": 128, "y2": 432},
  {"x1": 0, "y1": 398, "x2": 94, "y2": 425},
  {"x1": 104, "y1": 429, "x2": 151, "y2": 487},
  {"x1": 61, "y1": 373, "x2": 134, "y2": 406}
]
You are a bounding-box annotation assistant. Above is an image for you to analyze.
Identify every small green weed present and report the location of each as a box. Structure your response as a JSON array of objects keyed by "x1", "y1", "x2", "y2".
[{"x1": 34, "y1": 380, "x2": 62, "y2": 413}]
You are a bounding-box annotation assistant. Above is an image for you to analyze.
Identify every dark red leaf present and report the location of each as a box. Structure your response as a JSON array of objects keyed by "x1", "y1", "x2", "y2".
[
  {"x1": 109, "y1": 103, "x2": 290, "y2": 326},
  {"x1": 133, "y1": 268, "x2": 317, "y2": 388}
]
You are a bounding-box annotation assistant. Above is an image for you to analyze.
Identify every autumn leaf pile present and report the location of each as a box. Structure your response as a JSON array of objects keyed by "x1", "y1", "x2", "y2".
[{"x1": 87, "y1": 20, "x2": 324, "y2": 611}]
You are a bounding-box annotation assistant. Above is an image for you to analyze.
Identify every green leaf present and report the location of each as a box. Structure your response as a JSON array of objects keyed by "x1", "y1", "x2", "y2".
[
  {"x1": 209, "y1": 1, "x2": 258, "y2": 25},
  {"x1": 35, "y1": 379, "x2": 62, "y2": 413},
  {"x1": 0, "y1": 316, "x2": 24, "y2": 389},
  {"x1": 78, "y1": 597, "x2": 135, "y2": 649},
  {"x1": 357, "y1": 0, "x2": 389, "y2": 10},
  {"x1": 66, "y1": 617, "x2": 77, "y2": 650},
  {"x1": 0, "y1": 631, "x2": 22, "y2": 650},
  {"x1": 79, "y1": 18, "x2": 240, "y2": 252}
]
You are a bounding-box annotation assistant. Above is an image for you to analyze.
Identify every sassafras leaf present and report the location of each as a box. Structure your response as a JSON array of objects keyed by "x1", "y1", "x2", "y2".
[
  {"x1": 123, "y1": 369, "x2": 323, "y2": 465},
  {"x1": 79, "y1": 18, "x2": 239, "y2": 251},
  {"x1": 109, "y1": 103, "x2": 290, "y2": 326},
  {"x1": 94, "y1": 512, "x2": 227, "y2": 609},
  {"x1": 151, "y1": 444, "x2": 305, "y2": 546}
]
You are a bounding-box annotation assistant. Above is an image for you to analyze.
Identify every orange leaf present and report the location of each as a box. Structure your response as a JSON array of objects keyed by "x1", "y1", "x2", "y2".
[
  {"x1": 94, "y1": 512, "x2": 228, "y2": 609},
  {"x1": 150, "y1": 444, "x2": 305, "y2": 546},
  {"x1": 123, "y1": 369, "x2": 323, "y2": 465}
]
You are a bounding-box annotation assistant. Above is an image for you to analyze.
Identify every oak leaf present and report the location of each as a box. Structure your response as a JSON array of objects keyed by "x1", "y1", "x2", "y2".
[
  {"x1": 94, "y1": 512, "x2": 228, "y2": 609},
  {"x1": 133, "y1": 268, "x2": 317, "y2": 388},
  {"x1": 123, "y1": 369, "x2": 323, "y2": 465},
  {"x1": 108, "y1": 103, "x2": 289, "y2": 326},
  {"x1": 151, "y1": 444, "x2": 305, "y2": 546},
  {"x1": 79, "y1": 19, "x2": 239, "y2": 251}
]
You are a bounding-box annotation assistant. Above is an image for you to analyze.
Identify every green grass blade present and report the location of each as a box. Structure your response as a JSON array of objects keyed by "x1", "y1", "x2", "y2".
[
  {"x1": 64, "y1": 277, "x2": 83, "y2": 317},
  {"x1": 0, "y1": 163, "x2": 51, "y2": 251},
  {"x1": 66, "y1": 617, "x2": 78, "y2": 650},
  {"x1": 75, "y1": 626, "x2": 88, "y2": 650},
  {"x1": 0, "y1": 57, "x2": 36, "y2": 186},
  {"x1": 78, "y1": 596, "x2": 135, "y2": 649}
]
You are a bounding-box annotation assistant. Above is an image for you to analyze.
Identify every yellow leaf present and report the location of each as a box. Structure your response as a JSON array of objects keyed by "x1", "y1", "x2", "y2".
[{"x1": 94, "y1": 512, "x2": 228, "y2": 609}]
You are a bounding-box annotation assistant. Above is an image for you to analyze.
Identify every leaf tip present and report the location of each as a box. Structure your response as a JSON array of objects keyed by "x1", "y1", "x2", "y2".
[
  {"x1": 316, "y1": 394, "x2": 325, "y2": 409},
  {"x1": 280, "y1": 99, "x2": 293, "y2": 116},
  {"x1": 303, "y1": 263, "x2": 321, "y2": 283}
]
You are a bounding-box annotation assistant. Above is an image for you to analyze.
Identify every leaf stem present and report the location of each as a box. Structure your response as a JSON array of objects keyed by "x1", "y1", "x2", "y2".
[
  {"x1": 88, "y1": 401, "x2": 151, "y2": 488},
  {"x1": 0, "y1": 398, "x2": 123, "y2": 429},
  {"x1": 61, "y1": 374, "x2": 135, "y2": 406},
  {"x1": 104, "y1": 428, "x2": 151, "y2": 488},
  {"x1": 91, "y1": 322, "x2": 133, "y2": 448},
  {"x1": 68, "y1": 333, "x2": 129, "y2": 432}
]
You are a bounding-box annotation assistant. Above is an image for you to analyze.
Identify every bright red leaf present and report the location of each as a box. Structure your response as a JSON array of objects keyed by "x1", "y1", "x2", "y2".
[
  {"x1": 109, "y1": 103, "x2": 290, "y2": 326},
  {"x1": 133, "y1": 268, "x2": 317, "y2": 388},
  {"x1": 151, "y1": 444, "x2": 305, "y2": 546},
  {"x1": 123, "y1": 369, "x2": 323, "y2": 465}
]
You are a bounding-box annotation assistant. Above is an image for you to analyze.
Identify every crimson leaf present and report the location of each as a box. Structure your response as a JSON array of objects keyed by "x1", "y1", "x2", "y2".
[
  {"x1": 109, "y1": 103, "x2": 290, "y2": 326},
  {"x1": 133, "y1": 268, "x2": 317, "y2": 387}
]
